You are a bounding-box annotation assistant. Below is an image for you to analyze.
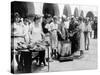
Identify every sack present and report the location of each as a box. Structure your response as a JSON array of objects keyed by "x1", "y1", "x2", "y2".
[
  {"x1": 60, "y1": 42, "x2": 71, "y2": 57},
  {"x1": 57, "y1": 30, "x2": 64, "y2": 41}
]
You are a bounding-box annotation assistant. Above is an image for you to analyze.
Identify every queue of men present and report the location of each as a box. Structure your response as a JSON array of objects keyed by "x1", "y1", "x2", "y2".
[{"x1": 11, "y1": 12, "x2": 97, "y2": 72}]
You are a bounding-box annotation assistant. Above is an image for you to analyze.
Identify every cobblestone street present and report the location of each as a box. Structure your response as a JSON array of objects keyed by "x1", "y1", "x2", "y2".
[{"x1": 36, "y1": 38, "x2": 97, "y2": 72}]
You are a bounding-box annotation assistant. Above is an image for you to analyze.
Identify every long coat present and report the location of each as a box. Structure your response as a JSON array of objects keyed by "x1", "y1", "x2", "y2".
[
  {"x1": 68, "y1": 21, "x2": 80, "y2": 54},
  {"x1": 79, "y1": 22, "x2": 85, "y2": 50}
]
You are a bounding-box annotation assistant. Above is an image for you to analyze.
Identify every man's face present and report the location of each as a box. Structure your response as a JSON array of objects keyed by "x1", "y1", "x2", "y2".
[
  {"x1": 47, "y1": 17, "x2": 51, "y2": 23},
  {"x1": 54, "y1": 19, "x2": 57, "y2": 23},
  {"x1": 15, "y1": 17, "x2": 20, "y2": 23}
]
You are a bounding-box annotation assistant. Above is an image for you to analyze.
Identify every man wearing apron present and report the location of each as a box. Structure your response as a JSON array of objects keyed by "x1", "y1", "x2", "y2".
[{"x1": 11, "y1": 12, "x2": 26, "y2": 71}]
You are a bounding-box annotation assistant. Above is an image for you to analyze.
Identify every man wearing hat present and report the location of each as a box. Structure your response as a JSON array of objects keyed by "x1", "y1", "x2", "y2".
[{"x1": 68, "y1": 16, "x2": 80, "y2": 55}]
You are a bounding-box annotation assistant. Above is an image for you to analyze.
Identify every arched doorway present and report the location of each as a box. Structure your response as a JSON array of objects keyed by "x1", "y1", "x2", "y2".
[
  {"x1": 86, "y1": 11, "x2": 94, "y2": 19},
  {"x1": 63, "y1": 4, "x2": 71, "y2": 17},
  {"x1": 80, "y1": 10, "x2": 84, "y2": 17},
  {"x1": 74, "y1": 7, "x2": 79, "y2": 18},
  {"x1": 43, "y1": 3, "x2": 60, "y2": 17},
  {"x1": 11, "y1": 1, "x2": 35, "y2": 18}
]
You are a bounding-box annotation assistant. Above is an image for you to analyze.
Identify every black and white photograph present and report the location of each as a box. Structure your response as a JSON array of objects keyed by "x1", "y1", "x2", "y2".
[{"x1": 11, "y1": 1, "x2": 98, "y2": 74}]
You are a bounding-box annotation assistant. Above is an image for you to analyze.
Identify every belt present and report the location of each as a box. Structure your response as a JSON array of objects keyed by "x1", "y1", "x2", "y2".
[{"x1": 11, "y1": 36, "x2": 24, "y2": 38}]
